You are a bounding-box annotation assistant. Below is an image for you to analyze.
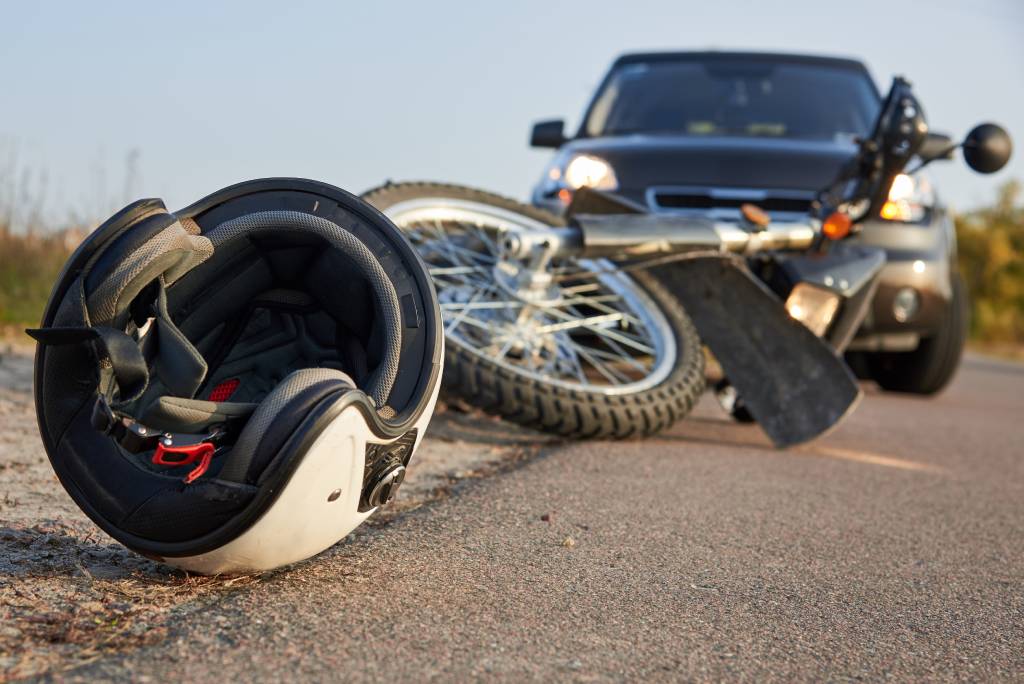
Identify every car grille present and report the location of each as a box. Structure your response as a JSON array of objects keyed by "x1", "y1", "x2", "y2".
[{"x1": 648, "y1": 186, "x2": 815, "y2": 220}]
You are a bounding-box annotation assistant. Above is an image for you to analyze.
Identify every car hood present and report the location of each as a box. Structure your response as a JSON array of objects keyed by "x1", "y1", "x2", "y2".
[{"x1": 562, "y1": 135, "x2": 858, "y2": 193}]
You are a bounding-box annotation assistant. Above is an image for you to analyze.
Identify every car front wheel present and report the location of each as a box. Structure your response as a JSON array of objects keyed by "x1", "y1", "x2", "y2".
[{"x1": 867, "y1": 273, "x2": 968, "y2": 395}]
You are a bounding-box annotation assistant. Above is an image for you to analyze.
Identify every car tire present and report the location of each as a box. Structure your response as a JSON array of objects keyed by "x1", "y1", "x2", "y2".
[{"x1": 867, "y1": 273, "x2": 968, "y2": 395}]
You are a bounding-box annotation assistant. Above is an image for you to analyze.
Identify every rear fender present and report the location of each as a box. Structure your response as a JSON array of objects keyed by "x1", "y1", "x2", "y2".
[{"x1": 652, "y1": 256, "x2": 861, "y2": 447}]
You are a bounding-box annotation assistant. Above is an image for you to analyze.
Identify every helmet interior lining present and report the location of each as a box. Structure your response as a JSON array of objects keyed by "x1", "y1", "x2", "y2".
[{"x1": 129, "y1": 233, "x2": 391, "y2": 430}]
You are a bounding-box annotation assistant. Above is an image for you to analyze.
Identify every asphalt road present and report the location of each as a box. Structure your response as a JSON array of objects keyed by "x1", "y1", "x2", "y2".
[{"x1": 40, "y1": 354, "x2": 1013, "y2": 682}]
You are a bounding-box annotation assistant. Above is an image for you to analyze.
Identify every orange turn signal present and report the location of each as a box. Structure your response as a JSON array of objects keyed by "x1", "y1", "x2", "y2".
[
  {"x1": 740, "y1": 203, "x2": 771, "y2": 228},
  {"x1": 822, "y1": 212, "x2": 852, "y2": 240}
]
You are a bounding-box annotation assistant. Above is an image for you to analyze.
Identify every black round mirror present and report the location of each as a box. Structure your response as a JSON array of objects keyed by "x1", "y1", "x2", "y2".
[{"x1": 963, "y1": 123, "x2": 1012, "y2": 174}]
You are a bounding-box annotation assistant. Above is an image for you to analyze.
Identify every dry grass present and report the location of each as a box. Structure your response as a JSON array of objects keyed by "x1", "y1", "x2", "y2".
[{"x1": 0, "y1": 230, "x2": 76, "y2": 326}]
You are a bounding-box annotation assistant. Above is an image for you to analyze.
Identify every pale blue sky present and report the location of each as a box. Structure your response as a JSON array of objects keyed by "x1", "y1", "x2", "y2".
[{"x1": 1, "y1": 0, "x2": 1021, "y2": 227}]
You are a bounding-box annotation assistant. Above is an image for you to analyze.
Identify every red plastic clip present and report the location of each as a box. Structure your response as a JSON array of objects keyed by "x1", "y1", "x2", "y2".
[{"x1": 153, "y1": 441, "x2": 216, "y2": 484}]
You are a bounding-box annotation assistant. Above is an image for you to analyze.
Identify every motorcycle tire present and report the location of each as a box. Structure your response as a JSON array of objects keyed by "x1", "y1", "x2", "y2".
[{"x1": 364, "y1": 182, "x2": 705, "y2": 439}]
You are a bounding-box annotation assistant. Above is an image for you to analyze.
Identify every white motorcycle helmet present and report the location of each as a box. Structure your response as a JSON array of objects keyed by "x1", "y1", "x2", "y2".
[{"x1": 29, "y1": 178, "x2": 442, "y2": 574}]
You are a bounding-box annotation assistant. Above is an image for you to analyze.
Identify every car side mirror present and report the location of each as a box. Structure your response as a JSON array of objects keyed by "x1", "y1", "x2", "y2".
[
  {"x1": 962, "y1": 123, "x2": 1012, "y2": 174},
  {"x1": 530, "y1": 119, "x2": 567, "y2": 148}
]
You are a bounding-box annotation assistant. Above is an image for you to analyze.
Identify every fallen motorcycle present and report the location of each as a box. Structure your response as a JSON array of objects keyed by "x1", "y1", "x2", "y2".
[{"x1": 366, "y1": 77, "x2": 1011, "y2": 447}]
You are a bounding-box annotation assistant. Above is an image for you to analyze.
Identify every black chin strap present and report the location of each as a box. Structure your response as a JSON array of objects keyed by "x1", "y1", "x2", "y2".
[
  {"x1": 29, "y1": 323, "x2": 230, "y2": 485},
  {"x1": 28, "y1": 324, "x2": 161, "y2": 452},
  {"x1": 27, "y1": 325, "x2": 150, "y2": 406}
]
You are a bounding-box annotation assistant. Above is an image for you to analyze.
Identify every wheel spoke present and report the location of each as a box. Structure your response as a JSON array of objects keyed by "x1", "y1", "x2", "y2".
[
  {"x1": 429, "y1": 265, "x2": 489, "y2": 276},
  {"x1": 543, "y1": 304, "x2": 657, "y2": 355},
  {"x1": 388, "y1": 201, "x2": 674, "y2": 394},
  {"x1": 572, "y1": 343, "x2": 634, "y2": 385},
  {"x1": 566, "y1": 339, "x2": 649, "y2": 373},
  {"x1": 562, "y1": 291, "x2": 643, "y2": 328},
  {"x1": 445, "y1": 285, "x2": 496, "y2": 336},
  {"x1": 441, "y1": 299, "x2": 525, "y2": 312},
  {"x1": 534, "y1": 312, "x2": 625, "y2": 334},
  {"x1": 559, "y1": 282, "x2": 601, "y2": 295},
  {"x1": 491, "y1": 337, "x2": 517, "y2": 361},
  {"x1": 554, "y1": 335, "x2": 589, "y2": 384},
  {"x1": 439, "y1": 293, "x2": 620, "y2": 313},
  {"x1": 466, "y1": 220, "x2": 500, "y2": 256}
]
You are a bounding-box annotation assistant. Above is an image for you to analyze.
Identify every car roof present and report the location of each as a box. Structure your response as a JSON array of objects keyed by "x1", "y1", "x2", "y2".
[{"x1": 612, "y1": 50, "x2": 870, "y2": 73}]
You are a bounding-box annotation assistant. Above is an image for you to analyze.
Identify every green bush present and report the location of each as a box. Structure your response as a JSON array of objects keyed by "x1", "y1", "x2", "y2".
[{"x1": 955, "y1": 180, "x2": 1024, "y2": 344}]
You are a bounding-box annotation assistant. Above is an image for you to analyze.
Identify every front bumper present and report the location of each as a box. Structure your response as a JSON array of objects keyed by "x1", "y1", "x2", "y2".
[{"x1": 846, "y1": 211, "x2": 955, "y2": 351}]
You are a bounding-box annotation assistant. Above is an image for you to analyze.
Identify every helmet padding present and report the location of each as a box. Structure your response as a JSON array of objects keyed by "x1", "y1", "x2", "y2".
[{"x1": 218, "y1": 368, "x2": 354, "y2": 483}]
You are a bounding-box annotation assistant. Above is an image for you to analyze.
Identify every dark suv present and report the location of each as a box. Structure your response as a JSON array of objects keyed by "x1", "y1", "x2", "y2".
[{"x1": 530, "y1": 51, "x2": 967, "y2": 394}]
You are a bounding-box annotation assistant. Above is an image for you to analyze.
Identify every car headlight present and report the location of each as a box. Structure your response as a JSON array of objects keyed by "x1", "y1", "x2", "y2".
[
  {"x1": 879, "y1": 173, "x2": 934, "y2": 223},
  {"x1": 564, "y1": 155, "x2": 618, "y2": 191}
]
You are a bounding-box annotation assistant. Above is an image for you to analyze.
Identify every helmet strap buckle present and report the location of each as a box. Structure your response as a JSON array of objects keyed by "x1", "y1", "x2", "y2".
[
  {"x1": 92, "y1": 396, "x2": 225, "y2": 484},
  {"x1": 153, "y1": 436, "x2": 219, "y2": 484},
  {"x1": 90, "y1": 396, "x2": 160, "y2": 452}
]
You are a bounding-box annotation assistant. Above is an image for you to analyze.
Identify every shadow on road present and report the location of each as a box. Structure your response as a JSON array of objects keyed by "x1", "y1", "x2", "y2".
[
  {"x1": 0, "y1": 521, "x2": 167, "y2": 579},
  {"x1": 0, "y1": 520, "x2": 270, "y2": 681},
  {"x1": 427, "y1": 403, "x2": 565, "y2": 446},
  {"x1": 649, "y1": 422, "x2": 944, "y2": 473}
]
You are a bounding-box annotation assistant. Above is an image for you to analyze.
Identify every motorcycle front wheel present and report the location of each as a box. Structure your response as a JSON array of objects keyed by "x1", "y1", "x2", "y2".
[{"x1": 364, "y1": 182, "x2": 705, "y2": 439}]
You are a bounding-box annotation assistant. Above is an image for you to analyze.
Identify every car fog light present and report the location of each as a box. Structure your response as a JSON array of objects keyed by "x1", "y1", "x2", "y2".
[
  {"x1": 785, "y1": 283, "x2": 841, "y2": 337},
  {"x1": 893, "y1": 287, "x2": 920, "y2": 323}
]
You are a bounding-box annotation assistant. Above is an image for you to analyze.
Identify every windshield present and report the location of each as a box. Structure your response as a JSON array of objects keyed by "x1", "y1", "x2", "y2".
[{"x1": 584, "y1": 59, "x2": 880, "y2": 141}]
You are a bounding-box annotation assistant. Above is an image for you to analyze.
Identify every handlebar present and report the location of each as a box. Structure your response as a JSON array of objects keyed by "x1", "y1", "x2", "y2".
[
  {"x1": 501, "y1": 214, "x2": 818, "y2": 262},
  {"x1": 570, "y1": 214, "x2": 817, "y2": 257}
]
